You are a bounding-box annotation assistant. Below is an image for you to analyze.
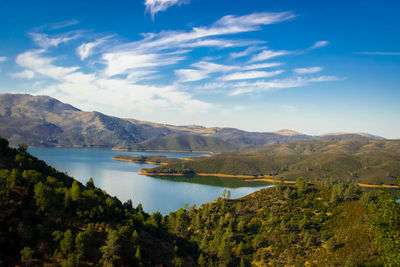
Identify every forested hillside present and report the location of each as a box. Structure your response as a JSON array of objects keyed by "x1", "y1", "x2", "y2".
[
  {"x1": 118, "y1": 134, "x2": 239, "y2": 152},
  {"x1": 0, "y1": 137, "x2": 196, "y2": 266},
  {"x1": 1, "y1": 136, "x2": 399, "y2": 266}
]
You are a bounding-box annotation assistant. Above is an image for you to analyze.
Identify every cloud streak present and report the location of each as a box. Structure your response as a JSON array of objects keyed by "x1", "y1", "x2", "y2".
[
  {"x1": 294, "y1": 66, "x2": 322, "y2": 74},
  {"x1": 145, "y1": 0, "x2": 189, "y2": 20},
  {"x1": 30, "y1": 32, "x2": 81, "y2": 48},
  {"x1": 221, "y1": 70, "x2": 284, "y2": 81},
  {"x1": 229, "y1": 75, "x2": 339, "y2": 96},
  {"x1": 310, "y1": 40, "x2": 329, "y2": 50},
  {"x1": 250, "y1": 50, "x2": 290, "y2": 62}
]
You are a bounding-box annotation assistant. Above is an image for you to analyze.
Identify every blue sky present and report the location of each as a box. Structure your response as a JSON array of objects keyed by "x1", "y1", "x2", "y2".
[{"x1": 0, "y1": 0, "x2": 399, "y2": 138}]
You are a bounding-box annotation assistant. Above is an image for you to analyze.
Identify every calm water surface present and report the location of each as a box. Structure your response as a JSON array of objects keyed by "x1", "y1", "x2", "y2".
[{"x1": 29, "y1": 148, "x2": 271, "y2": 215}]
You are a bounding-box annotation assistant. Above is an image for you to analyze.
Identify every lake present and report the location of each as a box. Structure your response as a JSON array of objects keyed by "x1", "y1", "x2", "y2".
[{"x1": 28, "y1": 148, "x2": 272, "y2": 215}]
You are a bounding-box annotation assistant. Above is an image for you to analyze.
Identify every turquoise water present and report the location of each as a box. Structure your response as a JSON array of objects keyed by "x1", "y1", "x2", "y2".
[{"x1": 28, "y1": 148, "x2": 271, "y2": 215}]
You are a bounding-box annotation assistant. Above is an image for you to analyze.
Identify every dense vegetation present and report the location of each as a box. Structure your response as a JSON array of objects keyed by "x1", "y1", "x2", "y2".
[
  {"x1": 118, "y1": 134, "x2": 239, "y2": 153},
  {"x1": 149, "y1": 139, "x2": 400, "y2": 185},
  {"x1": 0, "y1": 137, "x2": 196, "y2": 266},
  {"x1": 1, "y1": 136, "x2": 399, "y2": 266}
]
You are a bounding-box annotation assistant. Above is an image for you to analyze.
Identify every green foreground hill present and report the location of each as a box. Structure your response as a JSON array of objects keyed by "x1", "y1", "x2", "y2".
[
  {"x1": 148, "y1": 139, "x2": 400, "y2": 185},
  {"x1": 1, "y1": 136, "x2": 399, "y2": 266}
]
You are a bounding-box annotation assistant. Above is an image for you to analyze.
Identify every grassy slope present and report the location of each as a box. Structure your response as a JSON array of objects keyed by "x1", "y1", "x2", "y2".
[
  {"x1": 149, "y1": 139, "x2": 400, "y2": 185},
  {"x1": 167, "y1": 184, "x2": 380, "y2": 266}
]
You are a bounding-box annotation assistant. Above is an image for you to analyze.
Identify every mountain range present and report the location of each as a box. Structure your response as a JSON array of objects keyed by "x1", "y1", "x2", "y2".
[{"x1": 0, "y1": 93, "x2": 386, "y2": 151}]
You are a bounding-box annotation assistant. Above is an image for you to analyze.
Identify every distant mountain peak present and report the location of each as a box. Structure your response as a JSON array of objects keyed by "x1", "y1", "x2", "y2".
[{"x1": 274, "y1": 129, "x2": 305, "y2": 136}]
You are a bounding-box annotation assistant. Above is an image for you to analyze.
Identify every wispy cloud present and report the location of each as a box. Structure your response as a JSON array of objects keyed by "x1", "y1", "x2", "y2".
[
  {"x1": 230, "y1": 46, "x2": 264, "y2": 58},
  {"x1": 310, "y1": 40, "x2": 329, "y2": 50},
  {"x1": 176, "y1": 61, "x2": 238, "y2": 82},
  {"x1": 145, "y1": 0, "x2": 189, "y2": 20},
  {"x1": 30, "y1": 32, "x2": 81, "y2": 48},
  {"x1": 294, "y1": 66, "x2": 322, "y2": 74},
  {"x1": 221, "y1": 70, "x2": 284, "y2": 81},
  {"x1": 129, "y1": 12, "x2": 294, "y2": 52},
  {"x1": 10, "y1": 12, "x2": 341, "y2": 121},
  {"x1": 77, "y1": 36, "x2": 112, "y2": 60},
  {"x1": 102, "y1": 50, "x2": 185, "y2": 77},
  {"x1": 229, "y1": 75, "x2": 339, "y2": 96},
  {"x1": 47, "y1": 20, "x2": 79, "y2": 30},
  {"x1": 243, "y1": 62, "x2": 283, "y2": 70},
  {"x1": 354, "y1": 51, "x2": 400, "y2": 56},
  {"x1": 249, "y1": 50, "x2": 290, "y2": 62},
  {"x1": 35, "y1": 20, "x2": 79, "y2": 31},
  {"x1": 0, "y1": 56, "x2": 7, "y2": 62}
]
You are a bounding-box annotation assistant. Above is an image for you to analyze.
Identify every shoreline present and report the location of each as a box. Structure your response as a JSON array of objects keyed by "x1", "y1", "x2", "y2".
[
  {"x1": 113, "y1": 157, "x2": 168, "y2": 165},
  {"x1": 112, "y1": 148, "x2": 215, "y2": 154},
  {"x1": 139, "y1": 169, "x2": 400, "y2": 188}
]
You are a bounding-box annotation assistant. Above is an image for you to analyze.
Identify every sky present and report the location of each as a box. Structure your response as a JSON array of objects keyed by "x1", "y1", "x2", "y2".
[{"x1": 0, "y1": 0, "x2": 399, "y2": 138}]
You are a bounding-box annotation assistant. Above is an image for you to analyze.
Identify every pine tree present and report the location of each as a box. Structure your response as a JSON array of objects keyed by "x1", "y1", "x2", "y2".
[
  {"x1": 70, "y1": 181, "x2": 80, "y2": 201},
  {"x1": 100, "y1": 230, "x2": 120, "y2": 267},
  {"x1": 86, "y1": 178, "x2": 95, "y2": 189}
]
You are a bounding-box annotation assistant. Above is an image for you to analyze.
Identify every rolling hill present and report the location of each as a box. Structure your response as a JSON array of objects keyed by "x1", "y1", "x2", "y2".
[
  {"x1": 147, "y1": 139, "x2": 400, "y2": 185},
  {"x1": 117, "y1": 134, "x2": 239, "y2": 152}
]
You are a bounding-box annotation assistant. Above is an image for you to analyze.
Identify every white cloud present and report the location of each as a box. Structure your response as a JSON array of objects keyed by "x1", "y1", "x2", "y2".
[
  {"x1": 145, "y1": 0, "x2": 189, "y2": 20},
  {"x1": 354, "y1": 51, "x2": 400, "y2": 56},
  {"x1": 175, "y1": 69, "x2": 209, "y2": 82},
  {"x1": 16, "y1": 51, "x2": 77, "y2": 80},
  {"x1": 310, "y1": 40, "x2": 329, "y2": 50},
  {"x1": 15, "y1": 48, "x2": 212, "y2": 115},
  {"x1": 10, "y1": 11, "x2": 342, "y2": 124},
  {"x1": 250, "y1": 50, "x2": 290, "y2": 62},
  {"x1": 243, "y1": 62, "x2": 283, "y2": 70},
  {"x1": 214, "y1": 12, "x2": 295, "y2": 28},
  {"x1": 11, "y1": 70, "x2": 36, "y2": 79},
  {"x1": 131, "y1": 12, "x2": 294, "y2": 51},
  {"x1": 102, "y1": 50, "x2": 185, "y2": 77},
  {"x1": 229, "y1": 75, "x2": 339, "y2": 96},
  {"x1": 294, "y1": 66, "x2": 322, "y2": 74},
  {"x1": 0, "y1": 56, "x2": 7, "y2": 62},
  {"x1": 221, "y1": 70, "x2": 284, "y2": 81},
  {"x1": 16, "y1": 50, "x2": 79, "y2": 80},
  {"x1": 230, "y1": 46, "x2": 260, "y2": 58},
  {"x1": 30, "y1": 32, "x2": 81, "y2": 48},
  {"x1": 90, "y1": 11, "x2": 293, "y2": 82},
  {"x1": 176, "y1": 61, "x2": 238, "y2": 82},
  {"x1": 77, "y1": 37, "x2": 110, "y2": 60}
]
